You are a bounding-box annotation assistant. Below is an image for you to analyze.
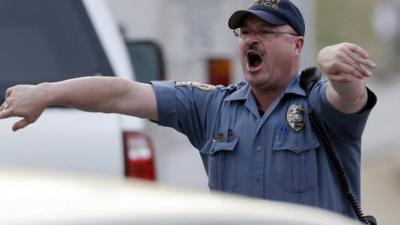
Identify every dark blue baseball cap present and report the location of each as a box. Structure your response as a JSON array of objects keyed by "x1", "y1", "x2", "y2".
[{"x1": 228, "y1": 0, "x2": 305, "y2": 36}]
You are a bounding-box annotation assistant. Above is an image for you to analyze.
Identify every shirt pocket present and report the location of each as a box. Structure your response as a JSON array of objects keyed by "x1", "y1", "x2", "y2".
[
  {"x1": 272, "y1": 128, "x2": 320, "y2": 193},
  {"x1": 200, "y1": 136, "x2": 238, "y2": 192}
]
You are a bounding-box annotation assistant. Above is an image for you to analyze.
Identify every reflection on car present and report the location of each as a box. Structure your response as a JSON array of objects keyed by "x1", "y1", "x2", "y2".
[{"x1": 0, "y1": 168, "x2": 362, "y2": 225}]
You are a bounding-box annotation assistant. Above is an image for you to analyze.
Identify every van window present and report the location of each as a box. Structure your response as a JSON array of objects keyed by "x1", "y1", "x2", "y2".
[
  {"x1": 0, "y1": 0, "x2": 114, "y2": 101},
  {"x1": 126, "y1": 41, "x2": 166, "y2": 83}
]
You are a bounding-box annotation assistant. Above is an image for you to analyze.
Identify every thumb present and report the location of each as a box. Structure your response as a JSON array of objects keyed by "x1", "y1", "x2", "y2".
[{"x1": 12, "y1": 118, "x2": 31, "y2": 132}]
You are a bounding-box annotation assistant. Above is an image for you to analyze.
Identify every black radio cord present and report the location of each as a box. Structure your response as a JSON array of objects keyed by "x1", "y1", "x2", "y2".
[
  {"x1": 308, "y1": 111, "x2": 377, "y2": 225},
  {"x1": 299, "y1": 66, "x2": 377, "y2": 225}
]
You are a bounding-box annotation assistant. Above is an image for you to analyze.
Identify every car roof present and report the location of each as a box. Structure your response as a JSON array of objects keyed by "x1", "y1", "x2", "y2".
[{"x1": 0, "y1": 168, "x2": 360, "y2": 225}]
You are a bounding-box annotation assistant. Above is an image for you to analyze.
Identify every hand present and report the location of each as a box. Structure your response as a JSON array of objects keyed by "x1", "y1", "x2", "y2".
[
  {"x1": 317, "y1": 43, "x2": 376, "y2": 82},
  {"x1": 0, "y1": 84, "x2": 49, "y2": 131}
]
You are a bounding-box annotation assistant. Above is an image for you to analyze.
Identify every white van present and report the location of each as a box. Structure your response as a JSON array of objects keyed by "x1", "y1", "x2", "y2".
[{"x1": 0, "y1": 0, "x2": 163, "y2": 180}]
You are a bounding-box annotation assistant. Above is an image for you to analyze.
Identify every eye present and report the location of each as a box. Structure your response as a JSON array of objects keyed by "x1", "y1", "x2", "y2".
[
  {"x1": 260, "y1": 29, "x2": 274, "y2": 35},
  {"x1": 240, "y1": 28, "x2": 250, "y2": 35}
]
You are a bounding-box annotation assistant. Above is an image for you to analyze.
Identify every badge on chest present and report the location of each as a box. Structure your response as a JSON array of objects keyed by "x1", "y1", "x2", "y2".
[{"x1": 286, "y1": 104, "x2": 305, "y2": 132}]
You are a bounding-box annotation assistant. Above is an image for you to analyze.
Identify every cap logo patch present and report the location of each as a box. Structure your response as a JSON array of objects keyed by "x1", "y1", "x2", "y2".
[{"x1": 250, "y1": 0, "x2": 281, "y2": 9}]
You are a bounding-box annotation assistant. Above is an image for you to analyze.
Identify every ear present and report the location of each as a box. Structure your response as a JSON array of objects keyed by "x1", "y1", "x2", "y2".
[{"x1": 294, "y1": 37, "x2": 304, "y2": 56}]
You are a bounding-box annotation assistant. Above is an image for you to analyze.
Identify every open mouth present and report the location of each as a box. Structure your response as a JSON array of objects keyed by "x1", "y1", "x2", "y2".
[{"x1": 246, "y1": 50, "x2": 263, "y2": 70}]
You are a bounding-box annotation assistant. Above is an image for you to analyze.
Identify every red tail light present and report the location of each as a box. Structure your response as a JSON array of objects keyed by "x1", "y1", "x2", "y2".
[{"x1": 123, "y1": 132, "x2": 156, "y2": 181}]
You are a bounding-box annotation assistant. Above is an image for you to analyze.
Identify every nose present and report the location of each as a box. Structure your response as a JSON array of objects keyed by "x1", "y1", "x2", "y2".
[
  {"x1": 247, "y1": 42, "x2": 260, "y2": 51},
  {"x1": 245, "y1": 36, "x2": 261, "y2": 47},
  {"x1": 244, "y1": 31, "x2": 261, "y2": 43}
]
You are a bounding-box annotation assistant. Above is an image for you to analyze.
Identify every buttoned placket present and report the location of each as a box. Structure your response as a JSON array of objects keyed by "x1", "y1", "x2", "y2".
[
  {"x1": 221, "y1": 77, "x2": 306, "y2": 198},
  {"x1": 253, "y1": 134, "x2": 265, "y2": 197},
  {"x1": 249, "y1": 92, "x2": 286, "y2": 198},
  {"x1": 248, "y1": 107, "x2": 265, "y2": 198}
]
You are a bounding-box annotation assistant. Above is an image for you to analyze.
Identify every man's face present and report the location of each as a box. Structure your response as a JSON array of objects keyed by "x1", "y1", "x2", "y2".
[{"x1": 236, "y1": 15, "x2": 304, "y2": 92}]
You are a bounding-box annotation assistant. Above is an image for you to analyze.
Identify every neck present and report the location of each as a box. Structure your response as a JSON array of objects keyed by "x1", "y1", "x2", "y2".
[
  {"x1": 252, "y1": 71, "x2": 297, "y2": 112},
  {"x1": 252, "y1": 88, "x2": 282, "y2": 112}
]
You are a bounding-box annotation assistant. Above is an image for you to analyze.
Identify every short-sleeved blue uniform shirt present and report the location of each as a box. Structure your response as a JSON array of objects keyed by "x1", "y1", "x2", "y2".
[{"x1": 151, "y1": 75, "x2": 376, "y2": 218}]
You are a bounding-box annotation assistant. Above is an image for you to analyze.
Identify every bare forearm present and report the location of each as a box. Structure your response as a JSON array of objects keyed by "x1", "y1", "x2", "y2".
[
  {"x1": 41, "y1": 76, "x2": 157, "y2": 119},
  {"x1": 326, "y1": 80, "x2": 368, "y2": 114},
  {"x1": 41, "y1": 76, "x2": 129, "y2": 112}
]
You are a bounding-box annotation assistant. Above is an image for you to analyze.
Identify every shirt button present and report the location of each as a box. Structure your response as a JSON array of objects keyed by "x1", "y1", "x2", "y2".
[
  {"x1": 256, "y1": 177, "x2": 262, "y2": 183},
  {"x1": 256, "y1": 146, "x2": 262, "y2": 152}
]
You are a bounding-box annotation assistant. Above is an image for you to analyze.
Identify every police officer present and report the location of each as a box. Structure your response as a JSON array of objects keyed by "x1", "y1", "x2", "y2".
[{"x1": 0, "y1": 0, "x2": 376, "y2": 220}]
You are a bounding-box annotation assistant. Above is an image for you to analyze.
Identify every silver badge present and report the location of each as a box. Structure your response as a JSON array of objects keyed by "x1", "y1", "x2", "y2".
[{"x1": 286, "y1": 104, "x2": 305, "y2": 132}]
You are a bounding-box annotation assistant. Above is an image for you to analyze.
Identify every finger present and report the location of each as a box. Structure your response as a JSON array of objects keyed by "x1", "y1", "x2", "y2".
[
  {"x1": 0, "y1": 108, "x2": 12, "y2": 119},
  {"x1": 333, "y1": 62, "x2": 365, "y2": 80},
  {"x1": 356, "y1": 59, "x2": 376, "y2": 70},
  {"x1": 337, "y1": 60, "x2": 365, "y2": 79},
  {"x1": 5, "y1": 88, "x2": 13, "y2": 98},
  {"x1": 337, "y1": 48, "x2": 373, "y2": 77},
  {"x1": 12, "y1": 118, "x2": 30, "y2": 132},
  {"x1": 343, "y1": 48, "x2": 376, "y2": 70},
  {"x1": 345, "y1": 43, "x2": 369, "y2": 59},
  {"x1": 360, "y1": 64, "x2": 373, "y2": 78},
  {"x1": 338, "y1": 53, "x2": 371, "y2": 78},
  {"x1": 347, "y1": 44, "x2": 377, "y2": 70}
]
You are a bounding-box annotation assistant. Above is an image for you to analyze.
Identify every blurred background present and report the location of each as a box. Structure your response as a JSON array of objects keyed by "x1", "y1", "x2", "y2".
[{"x1": 105, "y1": 0, "x2": 399, "y2": 224}]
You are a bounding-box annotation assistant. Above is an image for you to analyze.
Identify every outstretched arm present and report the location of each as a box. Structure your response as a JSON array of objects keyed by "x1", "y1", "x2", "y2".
[
  {"x1": 0, "y1": 76, "x2": 158, "y2": 131},
  {"x1": 318, "y1": 42, "x2": 376, "y2": 114}
]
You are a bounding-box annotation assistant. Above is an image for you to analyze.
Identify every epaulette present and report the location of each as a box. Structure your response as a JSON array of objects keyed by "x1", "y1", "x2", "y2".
[
  {"x1": 175, "y1": 81, "x2": 247, "y2": 93},
  {"x1": 176, "y1": 81, "x2": 216, "y2": 92},
  {"x1": 226, "y1": 82, "x2": 246, "y2": 93}
]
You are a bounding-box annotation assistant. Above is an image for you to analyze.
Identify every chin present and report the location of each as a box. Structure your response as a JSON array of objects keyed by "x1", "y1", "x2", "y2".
[
  {"x1": 244, "y1": 74, "x2": 264, "y2": 86},
  {"x1": 244, "y1": 68, "x2": 267, "y2": 80}
]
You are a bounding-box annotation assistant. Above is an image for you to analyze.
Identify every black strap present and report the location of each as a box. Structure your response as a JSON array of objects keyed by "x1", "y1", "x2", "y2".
[{"x1": 299, "y1": 67, "x2": 377, "y2": 225}]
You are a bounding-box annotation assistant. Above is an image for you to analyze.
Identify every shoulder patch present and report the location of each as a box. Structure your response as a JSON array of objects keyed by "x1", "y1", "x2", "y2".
[
  {"x1": 176, "y1": 81, "x2": 216, "y2": 91},
  {"x1": 227, "y1": 82, "x2": 246, "y2": 91}
]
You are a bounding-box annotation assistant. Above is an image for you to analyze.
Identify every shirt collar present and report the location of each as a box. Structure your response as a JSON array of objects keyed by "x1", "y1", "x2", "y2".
[
  {"x1": 224, "y1": 74, "x2": 306, "y2": 102},
  {"x1": 224, "y1": 83, "x2": 251, "y2": 102},
  {"x1": 284, "y1": 74, "x2": 306, "y2": 97}
]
